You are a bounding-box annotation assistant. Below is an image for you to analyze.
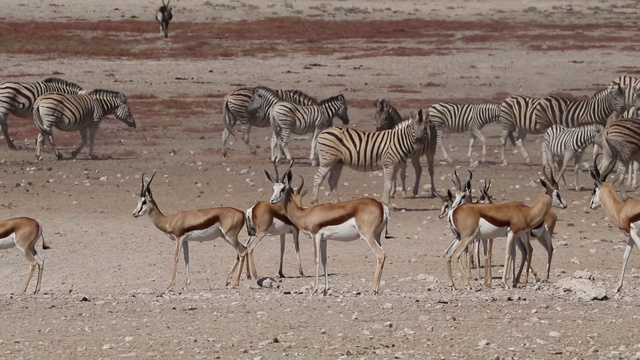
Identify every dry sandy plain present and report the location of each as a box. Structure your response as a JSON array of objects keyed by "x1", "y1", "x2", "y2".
[{"x1": 0, "y1": 0, "x2": 639, "y2": 359}]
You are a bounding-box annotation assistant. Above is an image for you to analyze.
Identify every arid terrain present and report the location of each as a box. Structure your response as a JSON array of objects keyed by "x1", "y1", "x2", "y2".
[{"x1": 0, "y1": 0, "x2": 639, "y2": 358}]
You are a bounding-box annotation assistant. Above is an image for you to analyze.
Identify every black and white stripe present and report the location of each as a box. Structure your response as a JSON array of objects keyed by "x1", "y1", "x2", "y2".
[
  {"x1": 373, "y1": 100, "x2": 438, "y2": 198},
  {"x1": 542, "y1": 124, "x2": 603, "y2": 190},
  {"x1": 499, "y1": 82, "x2": 625, "y2": 165},
  {"x1": 33, "y1": 89, "x2": 136, "y2": 160},
  {"x1": 0, "y1": 77, "x2": 82, "y2": 149},
  {"x1": 312, "y1": 110, "x2": 427, "y2": 205},
  {"x1": 598, "y1": 119, "x2": 640, "y2": 196},
  {"x1": 222, "y1": 86, "x2": 317, "y2": 157},
  {"x1": 428, "y1": 102, "x2": 500, "y2": 164},
  {"x1": 265, "y1": 92, "x2": 349, "y2": 166}
]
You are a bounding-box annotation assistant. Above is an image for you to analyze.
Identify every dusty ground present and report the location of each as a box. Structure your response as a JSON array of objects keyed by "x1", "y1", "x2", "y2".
[{"x1": 0, "y1": 0, "x2": 639, "y2": 358}]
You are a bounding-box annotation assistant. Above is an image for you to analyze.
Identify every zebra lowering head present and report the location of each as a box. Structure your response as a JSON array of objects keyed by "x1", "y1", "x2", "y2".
[
  {"x1": 82, "y1": 89, "x2": 136, "y2": 129},
  {"x1": 156, "y1": 0, "x2": 173, "y2": 38}
]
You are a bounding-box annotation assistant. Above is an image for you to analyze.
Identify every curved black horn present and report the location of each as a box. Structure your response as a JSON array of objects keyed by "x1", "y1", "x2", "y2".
[
  {"x1": 465, "y1": 170, "x2": 473, "y2": 191},
  {"x1": 433, "y1": 189, "x2": 448, "y2": 202},
  {"x1": 293, "y1": 175, "x2": 305, "y2": 194},
  {"x1": 281, "y1": 159, "x2": 295, "y2": 182},
  {"x1": 272, "y1": 160, "x2": 280, "y2": 182},
  {"x1": 452, "y1": 170, "x2": 461, "y2": 191},
  {"x1": 601, "y1": 154, "x2": 618, "y2": 182},
  {"x1": 139, "y1": 172, "x2": 146, "y2": 197}
]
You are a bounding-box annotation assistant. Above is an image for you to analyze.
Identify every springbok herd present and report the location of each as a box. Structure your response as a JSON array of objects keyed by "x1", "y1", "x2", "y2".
[{"x1": 3, "y1": 71, "x2": 640, "y2": 297}]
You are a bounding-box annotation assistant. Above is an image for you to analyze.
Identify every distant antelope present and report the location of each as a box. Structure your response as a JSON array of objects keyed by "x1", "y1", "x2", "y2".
[{"x1": 156, "y1": 0, "x2": 173, "y2": 38}]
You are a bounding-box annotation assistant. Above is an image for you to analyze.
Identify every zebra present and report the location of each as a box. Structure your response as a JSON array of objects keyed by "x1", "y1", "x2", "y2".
[
  {"x1": 613, "y1": 75, "x2": 640, "y2": 109},
  {"x1": 248, "y1": 87, "x2": 349, "y2": 166},
  {"x1": 427, "y1": 102, "x2": 501, "y2": 165},
  {"x1": 221, "y1": 86, "x2": 317, "y2": 157},
  {"x1": 0, "y1": 77, "x2": 82, "y2": 149},
  {"x1": 156, "y1": 0, "x2": 173, "y2": 38},
  {"x1": 597, "y1": 119, "x2": 640, "y2": 198},
  {"x1": 499, "y1": 81, "x2": 626, "y2": 165},
  {"x1": 373, "y1": 99, "x2": 403, "y2": 131},
  {"x1": 33, "y1": 89, "x2": 136, "y2": 160},
  {"x1": 373, "y1": 100, "x2": 438, "y2": 199},
  {"x1": 312, "y1": 110, "x2": 427, "y2": 206},
  {"x1": 542, "y1": 124, "x2": 603, "y2": 190}
]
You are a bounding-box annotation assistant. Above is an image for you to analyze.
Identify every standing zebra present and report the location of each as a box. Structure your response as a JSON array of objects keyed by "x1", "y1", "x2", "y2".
[
  {"x1": 614, "y1": 75, "x2": 640, "y2": 109},
  {"x1": 499, "y1": 82, "x2": 626, "y2": 165},
  {"x1": 373, "y1": 99, "x2": 438, "y2": 198},
  {"x1": 597, "y1": 119, "x2": 640, "y2": 197},
  {"x1": 248, "y1": 87, "x2": 349, "y2": 166},
  {"x1": 33, "y1": 89, "x2": 136, "y2": 160},
  {"x1": 221, "y1": 86, "x2": 317, "y2": 157},
  {"x1": 0, "y1": 77, "x2": 82, "y2": 149},
  {"x1": 312, "y1": 110, "x2": 427, "y2": 206},
  {"x1": 542, "y1": 124, "x2": 603, "y2": 190},
  {"x1": 427, "y1": 101, "x2": 501, "y2": 164}
]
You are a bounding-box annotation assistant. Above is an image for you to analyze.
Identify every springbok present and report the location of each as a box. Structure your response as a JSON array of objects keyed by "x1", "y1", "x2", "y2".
[
  {"x1": 265, "y1": 160, "x2": 389, "y2": 295},
  {"x1": 132, "y1": 172, "x2": 247, "y2": 291},
  {"x1": 0, "y1": 217, "x2": 49, "y2": 294},
  {"x1": 589, "y1": 154, "x2": 640, "y2": 293},
  {"x1": 244, "y1": 201, "x2": 304, "y2": 279},
  {"x1": 156, "y1": 0, "x2": 173, "y2": 38},
  {"x1": 446, "y1": 167, "x2": 567, "y2": 290}
]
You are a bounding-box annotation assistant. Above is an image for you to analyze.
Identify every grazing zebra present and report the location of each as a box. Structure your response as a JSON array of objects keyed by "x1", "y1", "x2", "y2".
[
  {"x1": 427, "y1": 101, "x2": 501, "y2": 164},
  {"x1": 248, "y1": 87, "x2": 349, "y2": 166},
  {"x1": 156, "y1": 0, "x2": 173, "y2": 38},
  {"x1": 499, "y1": 82, "x2": 626, "y2": 165},
  {"x1": 33, "y1": 89, "x2": 136, "y2": 160},
  {"x1": 0, "y1": 77, "x2": 82, "y2": 149},
  {"x1": 373, "y1": 100, "x2": 438, "y2": 198},
  {"x1": 221, "y1": 86, "x2": 317, "y2": 157},
  {"x1": 597, "y1": 119, "x2": 640, "y2": 197},
  {"x1": 542, "y1": 124, "x2": 603, "y2": 190},
  {"x1": 373, "y1": 99, "x2": 403, "y2": 131},
  {"x1": 312, "y1": 110, "x2": 427, "y2": 206}
]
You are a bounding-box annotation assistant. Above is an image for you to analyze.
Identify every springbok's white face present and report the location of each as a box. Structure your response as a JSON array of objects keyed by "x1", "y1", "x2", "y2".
[
  {"x1": 590, "y1": 186, "x2": 602, "y2": 210},
  {"x1": 270, "y1": 182, "x2": 287, "y2": 205},
  {"x1": 133, "y1": 195, "x2": 150, "y2": 217}
]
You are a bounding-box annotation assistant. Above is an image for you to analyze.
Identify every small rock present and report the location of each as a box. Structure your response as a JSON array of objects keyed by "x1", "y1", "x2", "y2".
[{"x1": 549, "y1": 331, "x2": 561, "y2": 337}]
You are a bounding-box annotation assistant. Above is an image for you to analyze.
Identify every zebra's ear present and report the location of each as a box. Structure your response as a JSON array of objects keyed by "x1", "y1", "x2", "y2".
[
  {"x1": 338, "y1": 94, "x2": 345, "y2": 103},
  {"x1": 374, "y1": 100, "x2": 381, "y2": 109},
  {"x1": 417, "y1": 109, "x2": 425, "y2": 123}
]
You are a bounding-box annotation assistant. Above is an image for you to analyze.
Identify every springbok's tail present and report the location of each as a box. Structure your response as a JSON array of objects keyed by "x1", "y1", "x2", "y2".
[{"x1": 39, "y1": 222, "x2": 50, "y2": 250}]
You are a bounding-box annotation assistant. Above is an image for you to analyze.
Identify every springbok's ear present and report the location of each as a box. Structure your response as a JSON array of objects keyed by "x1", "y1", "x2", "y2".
[
  {"x1": 446, "y1": 189, "x2": 453, "y2": 202},
  {"x1": 264, "y1": 170, "x2": 276, "y2": 183}
]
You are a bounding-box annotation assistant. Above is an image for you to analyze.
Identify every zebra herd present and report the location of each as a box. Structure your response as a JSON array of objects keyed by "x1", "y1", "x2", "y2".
[{"x1": 0, "y1": 77, "x2": 136, "y2": 160}]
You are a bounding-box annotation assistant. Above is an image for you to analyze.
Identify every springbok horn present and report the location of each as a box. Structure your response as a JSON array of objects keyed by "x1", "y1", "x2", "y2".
[
  {"x1": 432, "y1": 189, "x2": 447, "y2": 201},
  {"x1": 601, "y1": 154, "x2": 618, "y2": 182},
  {"x1": 293, "y1": 175, "x2": 305, "y2": 195},
  {"x1": 139, "y1": 172, "x2": 146, "y2": 197},
  {"x1": 465, "y1": 170, "x2": 473, "y2": 191},
  {"x1": 452, "y1": 170, "x2": 461, "y2": 191},
  {"x1": 281, "y1": 159, "x2": 295, "y2": 182},
  {"x1": 272, "y1": 160, "x2": 280, "y2": 182}
]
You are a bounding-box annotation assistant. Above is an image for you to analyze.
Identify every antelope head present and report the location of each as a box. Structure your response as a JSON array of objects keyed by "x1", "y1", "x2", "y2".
[
  {"x1": 541, "y1": 165, "x2": 568, "y2": 209},
  {"x1": 588, "y1": 153, "x2": 617, "y2": 209},
  {"x1": 133, "y1": 172, "x2": 157, "y2": 217},
  {"x1": 264, "y1": 160, "x2": 295, "y2": 204},
  {"x1": 477, "y1": 179, "x2": 493, "y2": 204}
]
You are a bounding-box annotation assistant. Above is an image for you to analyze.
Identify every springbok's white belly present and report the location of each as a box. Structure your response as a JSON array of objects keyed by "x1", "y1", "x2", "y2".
[
  {"x1": 268, "y1": 218, "x2": 294, "y2": 236},
  {"x1": 314, "y1": 218, "x2": 361, "y2": 241},
  {"x1": 0, "y1": 233, "x2": 16, "y2": 250},
  {"x1": 182, "y1": 224, "x2": 224, "y2": 242},
  {"x1": 478, "y1": 219, "x2": 508, "y2": 239}
]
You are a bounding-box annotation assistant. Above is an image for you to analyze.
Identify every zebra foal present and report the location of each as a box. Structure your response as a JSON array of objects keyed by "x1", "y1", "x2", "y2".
[
  {"x1": 312, "y1": 110, "x2": 427, "y2": 206},
  {"x1": 33, "y1": 89, "x2": 136, "y2": 160},
  {"x1": 542, "y1": 124, "x2": 603, "y2": 190},
  {"x1": 222, "y1": 86, "x2": 317, "y2": 157},
  {"x1": 428, "y1": 102, "x2": 501, "y2": 165},
  {"x1": 0, "y1": 77, "x2": 82, "y2": 149},
  {"x1": 248, "y1": 87, "x2": 349, "y2": 166}
]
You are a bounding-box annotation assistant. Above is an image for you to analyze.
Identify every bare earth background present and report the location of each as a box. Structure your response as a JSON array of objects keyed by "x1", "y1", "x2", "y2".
[{"x1": 0, "y1": 0, "x2": 639, "y2": 359}]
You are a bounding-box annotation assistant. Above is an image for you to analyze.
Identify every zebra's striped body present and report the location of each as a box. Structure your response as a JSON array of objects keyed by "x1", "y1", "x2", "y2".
[
  {"x1": 542, "y1": 124, "x2": 603, "y2": 190},
  {"x1": 33, "y1": 89, "x2": 136, "y2": 160},
  {"x1": 499, "y1": 82, "x2": 626, "y2": 165},
  {"x1": 598, "y1": 119, "x2": 640, "y2": 197},
  {"x1": 373, "y1": 100, "x2": 438, "y2": 198},
  {"x1": 222, "y1": 86, "x2": 317, "y2": 157},
  {"x1": 250, "y1": 88, "x2": 348, "y2": 166},
  {"x1": 428, "y1": 102, "x2": 501, "y2": 164},
  {"x1": 0, "y1": 77, "x2": 82, "y2": 149},
  {"x1": 312, "y1": 110, "x2": 427, "y2": 205}
]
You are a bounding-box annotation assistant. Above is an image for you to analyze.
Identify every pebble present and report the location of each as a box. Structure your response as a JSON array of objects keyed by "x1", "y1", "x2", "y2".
[{"x1": 549, "y1": 331, "x2": 561, "y2": 338}]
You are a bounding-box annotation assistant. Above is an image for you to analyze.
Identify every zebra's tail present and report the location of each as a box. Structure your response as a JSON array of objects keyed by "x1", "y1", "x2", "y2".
[
  {"x1": 506, "y1": 129, "x2": 516, "y2": 147},
  {"x1": 222, "y1": 100, "x2": 237, "y2": 137},
  {"x1": 606, "y1": 136, "x2": 633, "y2": 160}
]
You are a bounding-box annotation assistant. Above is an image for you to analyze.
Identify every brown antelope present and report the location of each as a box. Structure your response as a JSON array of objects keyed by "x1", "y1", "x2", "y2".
[
  {"x1": 244, "y1": 201, "x2": 304, "y2": 279},
  {"x1": 0, "y1": 217, "x2": 49, "y2": 294},
  {"x1": 265, "y1": 161, "x2": 389, "y2": 295},
  {"x1": 156, "y1": 0, "x2": 173, "y2": 38},
  {"x1": 132, "y1": 172, "x2": 247, "y2": 291},
  {"x1": 589, "y1": 155, "x2": 640, "y2": 293},
  {"x1": 446, "y1": 167, "x2": 567, "y2": 290}
]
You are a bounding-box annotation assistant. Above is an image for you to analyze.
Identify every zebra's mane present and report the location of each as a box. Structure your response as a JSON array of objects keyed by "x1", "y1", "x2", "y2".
[
  {"x1": 42, "y1": 77, "x2": 82, "y2": 91},
  {"x1": 319, "y1": 94, "x2": 344, "y2": 105},
  {"x1": 80, "y1": 89, "x2": 124, "y2": 99}
]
